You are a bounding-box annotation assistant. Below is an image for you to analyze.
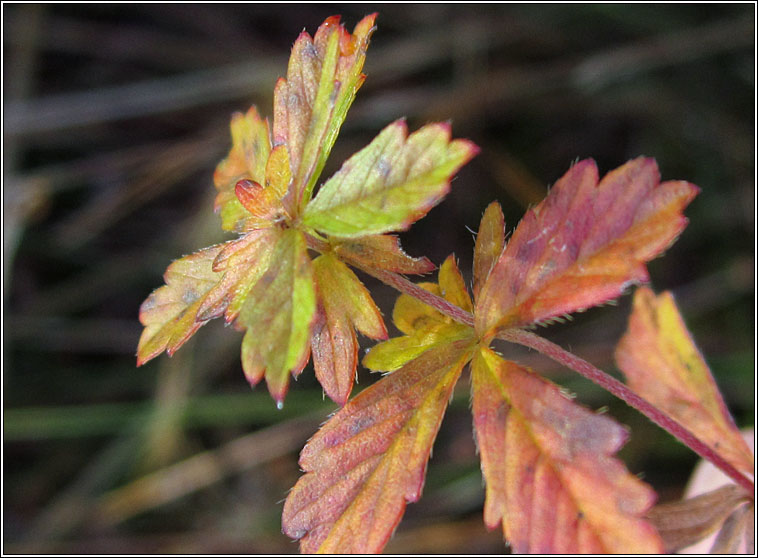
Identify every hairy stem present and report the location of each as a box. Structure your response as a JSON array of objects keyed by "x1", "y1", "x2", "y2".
[
  {"x1": 358, "y1": 265, "x2": 477, "y2": 327},
  {"x1": 499, "y1": 328, "x2": 755, "y2": 496}
]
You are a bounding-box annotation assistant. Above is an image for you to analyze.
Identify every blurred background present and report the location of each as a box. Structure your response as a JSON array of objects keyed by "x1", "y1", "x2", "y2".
[{"x1": 3, "y1": 3, "x2": 754, "y2": 554}]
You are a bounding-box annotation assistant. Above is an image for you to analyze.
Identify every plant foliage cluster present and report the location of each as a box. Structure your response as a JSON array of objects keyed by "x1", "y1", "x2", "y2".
[{"x1": 138, "y1": 14, "x2": 754, "y2": 554}]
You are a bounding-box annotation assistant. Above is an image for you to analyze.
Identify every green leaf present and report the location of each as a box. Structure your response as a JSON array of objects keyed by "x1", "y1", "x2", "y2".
[
  {"x1": 238, "y1": 229, "x2": 316, "y2": 404},
  {"x1": 273, "y1": 14, "x2": 377, "y2": 209},
  {"x1": 303, "y1": 120, "x2": 478, "y2": 238}
]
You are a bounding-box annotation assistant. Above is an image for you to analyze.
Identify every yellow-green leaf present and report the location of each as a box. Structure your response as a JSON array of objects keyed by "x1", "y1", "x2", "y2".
[
  {"x1": 238, "y1": 229, "x2": 316, "y2": 403},
  {"x1": 137, "y1": 244, "x2": 227, "y2": 365},
  {"x1": 303, "y1": 120, "x2": 478, "y2": 238},
  {"x1": 363, "y1": 255, "x2": 474, "y2": 372},
  {"x1": 213, "y1": 106, "x2": 272, "y2": 232},
  {"x1": 471, "y1": 347, "x2": 664, "y2": 553},
  {"x1": 616, "y1": 287, "x2": 754, "y2": 474},
  {"x1": 282, "y1": 339, "x2": 474, "y2": 553},
  {"x1": 273, "y1": 14, "x2": 376, "y2": 209}
]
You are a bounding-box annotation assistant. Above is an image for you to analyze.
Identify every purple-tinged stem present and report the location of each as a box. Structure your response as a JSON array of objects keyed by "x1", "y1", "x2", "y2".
[
  {"x1": 359, "y1": 266, "x2": 476, "y2": 327},
  {"x1": 499, "y1": 328, "x2": 755, "y2": 496}
]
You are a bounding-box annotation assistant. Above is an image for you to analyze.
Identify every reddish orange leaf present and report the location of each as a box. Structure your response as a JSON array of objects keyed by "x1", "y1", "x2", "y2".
[
  {"x1": 282, "y1": 339, "x2": 475, "y2": 553},
  {"x1": 273, "y1": 14, "x2": 376, "y2": 209},
  {"x1": 616, "y1": 287, "x2": 754, "y2": 475},
  {"x1": 473, "y1": 201, "x2": 505, "y2": 300},
  {"x1": 195, "y1": 228, "x2": 279, "y2": 323},
  {"x1": 311, "y1": 252, "x2": 387, "y2": 405},
  {"x1": 137, "y1": 244, "x2": 229, "y2": 365},
  {"x1": 232, "y1": 146, "x2": 289, "y2": 223},
  {"x1": 332, "y1": 234, "x2": 435, "y2": 274},
  {"x1": 475, "y1": 158, "x2": 699, "y2": 337},
  {"x1": 471, "y1": 347, "x2": 664, "y2": 553}
]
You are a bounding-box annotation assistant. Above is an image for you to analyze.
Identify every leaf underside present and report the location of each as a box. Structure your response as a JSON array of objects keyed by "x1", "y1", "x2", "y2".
[
  {"x1": 471, "y1": 347, "x2": 664, "y2": 553},
  {"x1": 646, "y1": 484, "x2": 752, "y2": 552},
  {"x1": 282, "y1": 339, "x2": 474, "y2": 553}
]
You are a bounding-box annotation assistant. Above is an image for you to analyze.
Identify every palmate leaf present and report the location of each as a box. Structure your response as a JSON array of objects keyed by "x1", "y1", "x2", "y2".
[
  {"x1": 616, "y1": 287, "x2": 754, "y2": 475},
  {"x1": 471, "y1": 347, "x2": 664, "y2": 553},
  {"x1": 282, "y1": 166, "x2": 703, "y2": 552},
  {"x1": 282, "y1": 339, "x2": 476, "y2": 553},
  {"x1": 138, "y1": 14, "x2": 478, "y2": 406},
  {"x1": 475, "y1": 157, "x2": 699, "y2": 337},
  {"x1": 304, "y1": 119, "x2": 479, "y2": 238}
]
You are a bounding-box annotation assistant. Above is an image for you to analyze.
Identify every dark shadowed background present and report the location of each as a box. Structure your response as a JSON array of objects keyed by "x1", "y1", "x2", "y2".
[{"x1": 3, "y1": 4, "x2": 754, "y2": 554}]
